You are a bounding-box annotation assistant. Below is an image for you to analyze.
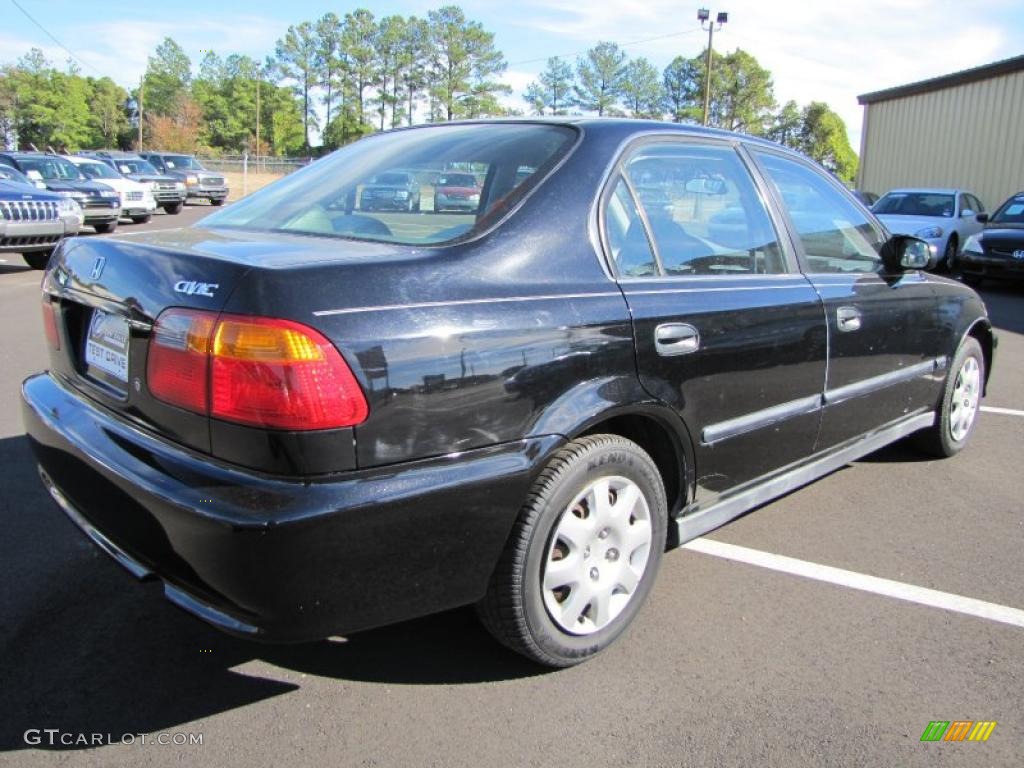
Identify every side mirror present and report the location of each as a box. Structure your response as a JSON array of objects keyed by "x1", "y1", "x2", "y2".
[
  {"x1": 961, "y1": 208, "x2": 975, "y2": 218},
  {"x1": 880, "y1": 235, "x2": 931, "y2": 272},
  {"x1": 976, "y1": 212, "x2": 989, "y2": 223}
]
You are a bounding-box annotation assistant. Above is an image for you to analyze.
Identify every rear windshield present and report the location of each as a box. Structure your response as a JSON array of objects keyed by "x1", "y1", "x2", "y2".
[
  {"x1": 991, "y1": 196, "x2": 1024, "y2": 225},
  {"x1": 873, "y1": 192, "x2": 954, "y2": 217},
  {"x1": 201, "y1": 123, "x2": 577, "y2": 246}
]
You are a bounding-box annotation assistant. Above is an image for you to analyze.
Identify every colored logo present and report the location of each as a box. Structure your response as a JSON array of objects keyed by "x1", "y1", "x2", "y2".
[{"x1": 920, "y1": 720, "x2": 996, "y2": 742}]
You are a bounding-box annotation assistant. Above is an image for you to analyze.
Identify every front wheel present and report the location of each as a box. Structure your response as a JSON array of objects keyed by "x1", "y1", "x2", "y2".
[
  {"x1": 23, "y1": 250, "x2": 53, "y2": 270},
  {"x1": 942, "y1": 236, "x2": 958, "y2": 272},
  {"x1": 130, "y1": 214, "x2": 151, "y2": 224},
  {"x1": 93, "y1": 221, "x2": 118, "y2": 234},
  {"x1": 210, "y1": 198, "x2": 224, "y2": 206},
  {"x1": 477, "y1": 435, "x2": 667, "y2": 667},
  {"x1": 915, "y1": 337, "x2": 984, "y2": 457},
  {"x1": 163, "y1": 202, "x2": 183, "y2": 215}
]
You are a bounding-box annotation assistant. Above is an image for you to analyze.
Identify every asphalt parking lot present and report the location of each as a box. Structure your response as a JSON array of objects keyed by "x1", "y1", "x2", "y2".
[{"x1": 1, "y1": 207, "x2": 1021, "y2": 767}]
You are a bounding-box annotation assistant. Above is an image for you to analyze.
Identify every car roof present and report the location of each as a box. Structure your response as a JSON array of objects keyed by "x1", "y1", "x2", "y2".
[{"x1": 883, "y1": 188, "x2": 965, "y2": 195}]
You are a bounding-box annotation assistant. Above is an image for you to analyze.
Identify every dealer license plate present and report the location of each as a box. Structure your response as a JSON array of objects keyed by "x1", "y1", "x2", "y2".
[{"x1": 85, "y1": 309, "x2": 130, "y2": 383}]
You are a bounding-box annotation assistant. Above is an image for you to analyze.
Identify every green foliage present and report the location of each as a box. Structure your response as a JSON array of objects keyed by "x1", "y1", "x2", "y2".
[
  {"x1": 427, "y1": 5, "x2": 508, "y2": 121},
  {"x1": 702, "y1": 48, "x2": 775, "y2": 135},
  {"x1": 143, "y1": 37, "x2": 192, "y2": 116},
  {"x1": 274, "y1": 22, "x2": 320, "y2": 151},
  {"x1": 575, "y1": 42, "x2": 626, "y2": 117},
  {"x1": 621, "y1": 57, "x2": 664, "y2": 119},
  {"x1": 797, "y1": 101, "x2": 858, "y2": 181},
  {"x1": 523, "y1": 57, "x2": 574, "y2": 116},
  {"x1": 662, "y1": 56, "x2": 701, "y2": 123}
]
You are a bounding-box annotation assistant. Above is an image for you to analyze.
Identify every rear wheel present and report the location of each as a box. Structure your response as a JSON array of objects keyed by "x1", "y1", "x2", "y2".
[
  {"x1": 942, "y1": 235, "x2": 958, "y2": 272},
  {"x1": 915, "y1": 337, "x2": 984, "y2": 457},
  {"x1": 477, "y1": 435, "x2": 667, "y2": 667},
  {"x1": 163, "y1": 202, "x2": 183, "y2": 215},
  {"x1": 93, "y1": 221, "x2": 118, "y2": 234},
  {"x1": 130, "y1": 214, "x2": 151, "y2": 224},
  {"x1": 23, "y1": 250, "x2": 53, "y2": 270}
]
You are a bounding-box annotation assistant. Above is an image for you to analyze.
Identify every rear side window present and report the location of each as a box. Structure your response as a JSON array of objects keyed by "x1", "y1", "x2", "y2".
[
  {"x1": 754, "y1": 150, "x2": 884, "y2": 274},
  {"x1": 611, "y1": 142, "x2": 786, "y2": 277},
  {"x1": 203, "y1": 123, "x2": 577, "y2": 246}
]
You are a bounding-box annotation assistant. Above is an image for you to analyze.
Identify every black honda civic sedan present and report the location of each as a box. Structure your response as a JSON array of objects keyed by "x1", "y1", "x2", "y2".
[
  {"x1": 960, "y1": 191, "x2": 1024, "y2": 285},
  {"x1": 22, "y1": 120, "x2": 994, "y2": 667}
]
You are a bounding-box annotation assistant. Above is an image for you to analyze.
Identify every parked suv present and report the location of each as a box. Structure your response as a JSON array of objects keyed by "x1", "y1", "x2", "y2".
[
  {"x1": 0, "y1": 165, "x2": 81, "y2": 269},
  {"x1": 67, "y1": 156, "x2": 157, "y2": 224},
  {"x1": 359, "y1": 170, "x2": 421, "y2": 211},
  {"x1": 0, "y1": 152, "x2": 121, "y2": 233},
  {"x1": 138, "y1": 152, "x2": 228, "y2": 205},
  {"x1": 23, "y1": 120, "x2": 993, "y2": 668},
  {"x1": 79, "y1": 151, "x2": 186, "y2": 215}
]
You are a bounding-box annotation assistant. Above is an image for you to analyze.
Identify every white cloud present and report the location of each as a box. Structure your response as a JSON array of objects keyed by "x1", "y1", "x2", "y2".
[{"x1": 504, "y1": 0, "x2": 1015, "y2": 151}]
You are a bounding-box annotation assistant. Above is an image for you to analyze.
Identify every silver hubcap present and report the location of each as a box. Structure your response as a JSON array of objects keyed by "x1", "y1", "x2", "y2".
[
  {"x1": 949, "y1": 356, "x2": 981, "y2": 442},
  {"x1": 542, "y1": 476, "x2": 653, "y2": 635}
]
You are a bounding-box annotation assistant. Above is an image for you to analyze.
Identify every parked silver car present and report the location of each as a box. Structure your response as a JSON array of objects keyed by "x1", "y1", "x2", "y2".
[{"x1": 872, "y1": 188, "x2": 986, "y2": 271}]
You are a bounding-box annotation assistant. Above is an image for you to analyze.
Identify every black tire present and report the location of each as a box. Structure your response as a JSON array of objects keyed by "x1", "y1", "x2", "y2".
[
  {"x1": 163, "y1": 202, "x2": 183, "y2": 215},
  {"x1": 93, "y1": 221, "x2": 118, "y2": 234},
  {"x1": 942, "y1": 235, "x2": 958, "y2": 272},
  {"x1": 962, "y1": 274, "x2": 983, "y2": 288},
  {"x1": 23, "y1": 250, "x2": 53, "y2": 270},
  {"x1": 477, "y1": 434, "x2": 667, "y2": 667},
  {"x1": 914, "y1": 337, "x2": 984, "y2": 457},
  {"x1": 130, "y1": 215, "x2": 152, "y2": 224},
  {"x1": 210, "y1": 198, "x2": 224, "y2": 206}
]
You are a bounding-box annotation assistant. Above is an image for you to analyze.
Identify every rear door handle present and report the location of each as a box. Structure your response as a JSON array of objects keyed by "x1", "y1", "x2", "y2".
[
  {"x1": 836, "y1": 306, "x2": 862, "y2": 332},
  {"x1": 654, "y1": 323, "x2": 700, "y2": 356}
]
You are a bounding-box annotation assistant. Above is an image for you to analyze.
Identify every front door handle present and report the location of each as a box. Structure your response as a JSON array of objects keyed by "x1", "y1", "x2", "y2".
[
  {"x1": 836, "y1": 306, "x2": 862, "y2": 333},
  {"x1": 655, "y1": 323, "x2": 700, "y2": 356}
]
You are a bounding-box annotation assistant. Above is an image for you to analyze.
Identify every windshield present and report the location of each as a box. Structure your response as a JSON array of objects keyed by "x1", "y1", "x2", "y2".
[
  {"x1": 437, "y1": 173, "x2": 478, "y2": 188},
  {"x1": 873, "y1": 192, "x2": 955, "y2": 218},
  {"x1": 0, "y1": 165, "x2": 32, "y2": 185},
  {"x1": 202, "y1": 123, "x2": 577, "y2": 246},
  {"x1": 991, "y1": 196, "x2": 1024, "y2": 225},
  {"x1": 117, "y1": 159, "x2": 159, "y2": 175},
  {"x1": 76, "y1": 162, "x2": 121, "y2": 180},
  {"x1": 17, "y1": 157, "x2": 84, "y2": 181},
  {"x1": 162, "y1": 155, "x2": 204, "y2": 170},
  {"x1": 373, "y1": 172, "x2": 410, "y2": 185}
]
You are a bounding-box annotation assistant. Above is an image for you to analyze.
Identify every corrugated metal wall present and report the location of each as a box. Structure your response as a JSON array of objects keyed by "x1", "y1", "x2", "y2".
[{"x1": 858, "y1": 69, "x2": 1024, "y2": 211}]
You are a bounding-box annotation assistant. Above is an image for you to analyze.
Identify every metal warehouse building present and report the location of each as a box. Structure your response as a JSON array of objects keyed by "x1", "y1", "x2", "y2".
[{"x1": 857, "y1": 54, "x2": 1024, "y2": 211}]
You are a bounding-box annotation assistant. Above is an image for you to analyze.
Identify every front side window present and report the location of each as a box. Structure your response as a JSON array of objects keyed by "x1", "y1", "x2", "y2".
[
  {"x1": 204, "y1": 123, "x2": 577, "y2": 246},
  {"x1": 754, "y1": 150, "x2": 884, "y2": 274},
  {"x1": 618, "y1": 142, "x2": 786, "y2": 276}
]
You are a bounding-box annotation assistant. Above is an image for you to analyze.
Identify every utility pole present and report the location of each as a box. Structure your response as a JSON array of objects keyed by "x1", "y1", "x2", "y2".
[
  {"x1": 255, "y1": 64, "x2": 261, "y2": 172},
  {"x1": 697, "y1": 9, "x2": 728, "y2": 127},
  {"x1": 138, "y1": 78, "x2": 144, "y2": 150}
]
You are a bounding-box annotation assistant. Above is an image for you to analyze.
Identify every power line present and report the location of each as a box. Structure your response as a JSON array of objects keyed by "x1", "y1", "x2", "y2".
[
  {"x1": 506, "y1": 28, "x2": 704, "y2": 68},
  {"x1": 9, "y1": 0, "x2": 109, "y2": 78}
]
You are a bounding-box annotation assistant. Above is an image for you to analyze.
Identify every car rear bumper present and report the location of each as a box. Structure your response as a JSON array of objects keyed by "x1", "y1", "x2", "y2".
[{"x1": 22, "y1": 372, "x2": 556, "y2": 641}]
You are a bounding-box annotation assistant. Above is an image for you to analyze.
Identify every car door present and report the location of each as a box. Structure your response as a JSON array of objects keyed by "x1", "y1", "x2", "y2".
[
  {"x1": 748, "y1": 148, "x2": 942, "y2": 450},
  {"x1": 959, "y1": 193, "x2": 985, "y2": 241},
  {"x1": 604, "y1": 138, "x2": 827, "y2": 501}
]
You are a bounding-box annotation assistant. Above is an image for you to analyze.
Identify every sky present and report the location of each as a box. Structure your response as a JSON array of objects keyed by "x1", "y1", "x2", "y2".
[{"x1": 2, "y1": 0, "x2": 1022, "y2": 151}]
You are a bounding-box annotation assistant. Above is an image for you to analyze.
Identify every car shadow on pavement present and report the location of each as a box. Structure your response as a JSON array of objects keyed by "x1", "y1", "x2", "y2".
[
  {"x1": 0, "y1": 434, "x2": 543, "y2": 753},
  {"x1": 977, "y1": 284, "x2": 1024, "y2": 335}
]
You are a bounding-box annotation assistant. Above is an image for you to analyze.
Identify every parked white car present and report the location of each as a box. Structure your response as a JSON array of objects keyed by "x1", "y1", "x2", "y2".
[
  {"x1": 872, "y1": 188, "x2": 986, "y2": 271},
  {"x1": 66, "y1": 156, "x2": 157, "y2": 224}
]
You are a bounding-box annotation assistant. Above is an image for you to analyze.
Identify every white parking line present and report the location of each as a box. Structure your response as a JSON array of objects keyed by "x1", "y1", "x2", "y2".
[
  {"x1": 683, "y1": 538, "x2": 1024, "y2": 629},
  {"x1": 981, "y1": 405, "x2": 1024, "y2": 417}
]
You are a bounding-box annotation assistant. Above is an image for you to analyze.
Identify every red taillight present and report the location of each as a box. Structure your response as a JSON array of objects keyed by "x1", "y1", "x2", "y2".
[
  {"x1": 42, "y1": 297, "x2": 60, "y2": 350},
  {"x1": 147, "y1": 309, "x2": 368, "y2": 431},
  {"x1": 147, "y1": 308, "x2": 216, "y2": 413}
]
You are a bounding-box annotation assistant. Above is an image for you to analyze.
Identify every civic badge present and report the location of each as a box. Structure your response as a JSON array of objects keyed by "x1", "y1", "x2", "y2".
[
  {"x1": 90, "y1": 256, "x2": 106, "y2": 280},
  {"x1": 1013, "y1": 249, "x2": 1024, "y2": 261}
]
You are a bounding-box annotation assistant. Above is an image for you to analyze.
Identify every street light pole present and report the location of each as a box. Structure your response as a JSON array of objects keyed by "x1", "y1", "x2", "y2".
[{"x1": 697, "y1": 9, "x2": 728, "y2": 127}]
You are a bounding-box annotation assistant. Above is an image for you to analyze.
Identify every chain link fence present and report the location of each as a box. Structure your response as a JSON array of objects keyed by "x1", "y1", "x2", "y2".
[{"x1": 194, "y1": 154, "x2": 314, "y2": 199}]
